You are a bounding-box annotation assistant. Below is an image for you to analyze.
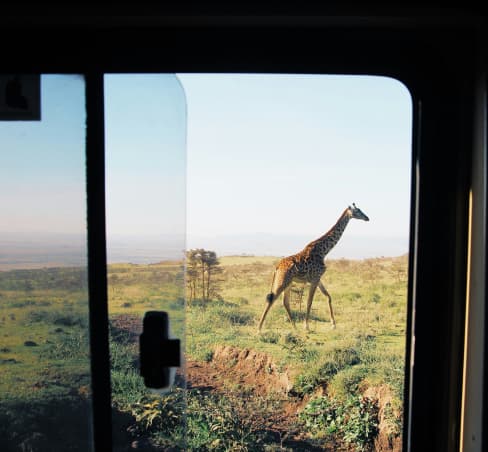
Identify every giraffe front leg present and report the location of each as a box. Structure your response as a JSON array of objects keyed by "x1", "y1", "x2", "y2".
[
  {"x1": 305, "y1": 282, "x2": 318, "y2": 331},
  {"x1": 318, "y1": 281, "x2": 335, "y2": 328}
]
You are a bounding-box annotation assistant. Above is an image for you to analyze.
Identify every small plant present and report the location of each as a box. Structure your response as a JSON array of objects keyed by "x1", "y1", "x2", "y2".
[
  {"x1": 111, "y1": 369, "x2": 147, "y2": 406},
  {"x1": 370, "y1": 293, "x2": 381, "y2": 303},
  {"x1": 300, "y1": 395, "x2": 379, "y2": 451},
  {"x1": 203, "y1": 349, "x2": 214, "y2": 362},
  {"x1": 329, "y1": 365, "x2": 368, "y2": 399},
  {"x1": 237, "y1": 296, "x2": 249, "y2": 305},
  {"x1": 41, "y1": 331, "x2": 89, "y2": 360},
  {"x1": 130, "y1": 389, "x2": 185, "y2": 433},
  {"x1": 383, "y1": 401, "x2": 403, "y2": 441},
  {"x1": 292, "y1": 373, "x2": 320, "y2": 396},
  {"x1": 299, "y1": 396, "x2": 342, "y2": 436},
  {"x1": 259, "y1": 331, "x2": 281, "y2": 344},
  {"x1": 342, "y1": 396, "x2": 379, "y2": 451},
  {"x1": 218, "y1": 309, "x2": 254, "y2": 326},
  {"x1": 282, "y1": 332, "x2": 304, "y2": 346}
]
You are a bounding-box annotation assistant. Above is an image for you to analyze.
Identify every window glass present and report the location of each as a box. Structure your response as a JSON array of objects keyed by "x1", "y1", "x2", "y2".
[
  {"x1": 181, "y1": 74, "x2": 411, "y2": 451},
  {"x1": 0, "y1": 75, "x2": 92, "y2": 451},
  {"x1": 104, "y1": 74, "x2": 187, "y2": 450}
]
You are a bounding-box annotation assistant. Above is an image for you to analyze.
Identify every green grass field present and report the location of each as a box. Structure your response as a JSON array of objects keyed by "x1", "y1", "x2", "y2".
[{"x1": 0, "y1": 254, "x2": 408, "y2": 451}]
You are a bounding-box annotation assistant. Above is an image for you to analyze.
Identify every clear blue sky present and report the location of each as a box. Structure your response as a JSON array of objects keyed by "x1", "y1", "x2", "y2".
[
  {"x1": 0, "y1": 75, "x2": 86, "y2": 236},
  {"x1": 179, "y1": 74, "x2": 412, "y2": 257},
  {"x1": 104, "y1": 74, "x2": 186, "y2": 239},
  {"x1": 1, "y1": 73, "x2": 412, "y2": 260}
]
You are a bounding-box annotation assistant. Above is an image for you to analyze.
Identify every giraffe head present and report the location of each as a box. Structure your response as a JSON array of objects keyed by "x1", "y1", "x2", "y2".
[{"x1": 348, "y1": 203, "x2": 369, "y2": 221}]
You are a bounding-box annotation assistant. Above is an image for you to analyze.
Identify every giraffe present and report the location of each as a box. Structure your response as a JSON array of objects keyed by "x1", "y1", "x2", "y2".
[{"x1": 258, "y1": 204, "x2": 369, "y2": 331}]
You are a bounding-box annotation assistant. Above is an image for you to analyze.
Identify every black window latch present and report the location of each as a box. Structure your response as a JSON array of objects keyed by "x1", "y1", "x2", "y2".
[{"x1": 140, "y1": 311, "x2": 181, "y2": 389}]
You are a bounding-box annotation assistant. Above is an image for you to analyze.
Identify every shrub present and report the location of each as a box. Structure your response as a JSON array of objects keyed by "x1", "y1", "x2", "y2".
[
  {"x1": 300, "y1": 395, "x2": 379, "y2": 451},
  {"x1": 329, "y1": 365, "x2": 368, "y2": 399},
  {"x1": 53, "y1": 314, "x2": 86, "y2": 327},
  {"x1": 110, "y1": 335, "x2": 136, "y2": 372},
  {"x1": 41, "y1": 331, "x2": 89, "y2": 360},
  {"x1": 111, "y1": 369, "x2": 147, "y2": 407},
  {"x1": 130, "y1": 389, "x2": 185, "y2": 434},
  {"x1": 212, "y1": 304, "x2": 254, "y2": 326},
  {"x1": 292, "y1": 346, "x2": 361, "y2": 396},
  {"x1": 370, "y1": 293, "x2": 381, "y2": 303},
  {"x1": 299, "y1": 396, "x2": 342, "y2": 436},
  {"x1": 293, "y1": 373, "x2": 322, "y2": 397},
  {"x1": 282, "y1": 332, "x2": 304, "y2": 346},
  {"x1": 185, "y1": 389, "x2": 267, "y2": 450},
  {"x1": 316, "y1": 347, "x2": 361, "y2": 380},
  {"x1": 342, "y1": 396, "x2": 379, "y2": 451},
  {"x1": 259, "y1": 331, "x2": 281, "y2": 344}
]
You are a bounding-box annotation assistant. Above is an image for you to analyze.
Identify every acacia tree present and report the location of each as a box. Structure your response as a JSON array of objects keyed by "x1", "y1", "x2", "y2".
[{"x1": 186, "y1": 248, "x2": 223, "y2": 304}]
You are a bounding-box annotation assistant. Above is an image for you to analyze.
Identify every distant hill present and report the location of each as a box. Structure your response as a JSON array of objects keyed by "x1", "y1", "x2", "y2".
[{"x1": 0, "y1": 232, "x2": 408, "y2": 270}]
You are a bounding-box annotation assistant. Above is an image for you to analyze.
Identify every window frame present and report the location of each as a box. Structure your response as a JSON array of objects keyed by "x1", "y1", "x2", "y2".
[{"x1": 1, "y1": 10, "x2": 485, "y2": 452}]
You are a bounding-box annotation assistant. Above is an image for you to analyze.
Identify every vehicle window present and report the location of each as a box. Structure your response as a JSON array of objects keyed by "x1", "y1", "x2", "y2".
[
  {"x1": 104, "y1": 74, "x2": 187, "y2": 450},
  {"x1": 0, "y1": 75, "x2": 92, "y2": 452},
  {"x1": 182, "y1": 74, "x2": 412, "y2": 451}
]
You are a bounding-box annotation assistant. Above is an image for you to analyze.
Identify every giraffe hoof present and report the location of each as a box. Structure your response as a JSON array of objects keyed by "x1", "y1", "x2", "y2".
[{"x1": 331, "y1": 323, "x2": 336, "y2": 329}]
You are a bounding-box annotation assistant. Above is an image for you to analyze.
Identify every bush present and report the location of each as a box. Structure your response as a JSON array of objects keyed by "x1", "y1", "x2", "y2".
[
  {"x1": 259, "y1": 331, "x2": 281, "y2": 344},
  {"x1": 131, "y1": 389, "x2": 185, "y2": 435},
  {"x1": 292, "y1": 346, "x2": 361, "y2": 396},
  {"x1": 41, "y1": 331, "x2": 89, "y2": 360},
  {"x1": 342, "y1": 396, "x2": 379, "y2": 451},
  {"x1": 185, "y1": 389, "x2": 267, "y2": 450},
  {"x1": 111, "y1": 369, "x2": 147, "y2": 407},
  {"x1": 300, "y1": 395, "x2": 379, "y2": 451},
  {"x1": 127, "y1": 388, "x2": 275, "y2": 450},
  {"x1": 315, "y1": 347, "x2": 361, "y2": 380},
  {"x1": 329, "y1": 365, "x2": 368, "y2": 399},
  {"x1": 299, "y1": 396, "x2": 342, "y2": 436},
  {"x1": 210, "y1": 303, "x2": 254, "y2": 326}
]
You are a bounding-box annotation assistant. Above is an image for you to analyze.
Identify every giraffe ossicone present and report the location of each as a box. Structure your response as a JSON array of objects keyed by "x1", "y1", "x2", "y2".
[{"x1": 258, "y1": 204, "x2": 369, "y2": 332}]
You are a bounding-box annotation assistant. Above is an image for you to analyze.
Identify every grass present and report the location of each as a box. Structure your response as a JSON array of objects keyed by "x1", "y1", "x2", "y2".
[
  {"x1": 188, "y1": 255, "x2": 407, "y2": 385},
  {"x1": 0, "y1": 254, "x2": 408, "y2": 450}
]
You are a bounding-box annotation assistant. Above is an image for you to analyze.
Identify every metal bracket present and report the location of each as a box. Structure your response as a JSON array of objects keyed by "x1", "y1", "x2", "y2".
[{"x1": 140, "y1": 311, "x2": 181, "y2": 389}]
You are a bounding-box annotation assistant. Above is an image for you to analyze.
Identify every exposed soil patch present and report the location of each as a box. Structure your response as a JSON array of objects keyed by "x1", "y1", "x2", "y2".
[
  {"x1": 110, "y1": 314, "x2": 142, "y2": 342},
  {"x1": 364, "y1": 385, "x2": 402, "y2": 452},
  {"x1": 188, "y1": 344, "x2": 292, "y2": 396}
]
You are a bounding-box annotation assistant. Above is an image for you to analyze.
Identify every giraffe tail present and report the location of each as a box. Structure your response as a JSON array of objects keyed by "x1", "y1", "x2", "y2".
[{"x1": 266, "y1": 269, "x2": 277, "y2": 304}]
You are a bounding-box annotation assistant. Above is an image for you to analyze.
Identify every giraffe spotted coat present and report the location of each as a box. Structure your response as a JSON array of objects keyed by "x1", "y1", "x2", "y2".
[{"x1": 258, "y1": 204, "x2": 369, "y2": 331}]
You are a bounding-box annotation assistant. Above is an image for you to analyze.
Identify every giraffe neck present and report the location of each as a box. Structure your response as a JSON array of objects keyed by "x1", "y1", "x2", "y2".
[{"x1": 310, "y1": 209, "x2": 351, "y2": 258}]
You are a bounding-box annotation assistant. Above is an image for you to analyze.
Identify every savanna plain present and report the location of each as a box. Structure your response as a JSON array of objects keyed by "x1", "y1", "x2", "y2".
[{"x1": 0, "y1": 254, "x2": 408, "y2": 451}]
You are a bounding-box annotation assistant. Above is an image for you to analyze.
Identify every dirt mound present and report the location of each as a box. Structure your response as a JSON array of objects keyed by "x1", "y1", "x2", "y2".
[
  {"x1": 186, "y1": 346, "x2": 332, "y2": 450},
  {"x1": 208, "y1": 345, "x2": 292, "y2": 396},
  {"x1": 364, "y1": 385, "x2": 402, "y2": 452}
]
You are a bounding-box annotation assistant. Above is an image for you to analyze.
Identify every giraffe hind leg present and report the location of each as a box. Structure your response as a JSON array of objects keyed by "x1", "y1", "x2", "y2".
[
  {"x1": 282, "y1": 287, "x2": 296, "y2": 328},
  {"x1": 318, "y1": 281, "x2": 336, "y2": 328}
]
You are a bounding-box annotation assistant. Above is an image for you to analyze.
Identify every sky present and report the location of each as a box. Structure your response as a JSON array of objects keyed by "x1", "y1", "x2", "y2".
[
  {"x1": 1, "y1": 73, "x2": 412, "y2": 264},
  {"x1": 0, "y1": 75, "x2": 87, "y2": 236},
  {"x1": 179, "y1": 74, "x2": 412, "y2": 258}
]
